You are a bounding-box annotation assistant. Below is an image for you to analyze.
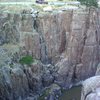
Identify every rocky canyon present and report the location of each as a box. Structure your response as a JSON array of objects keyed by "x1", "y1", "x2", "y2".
[{"x1": 0, "y1": 4, "x2": 100, "y2": 100}]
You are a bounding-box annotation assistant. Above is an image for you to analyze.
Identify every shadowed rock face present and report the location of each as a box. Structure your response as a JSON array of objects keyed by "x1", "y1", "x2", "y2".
[
  {"x1": 0, "y1": 66, "x2": 29, "y2": 100},
  {"x1": 0, "y1": 8, "x2": 100, "y2": 100}
]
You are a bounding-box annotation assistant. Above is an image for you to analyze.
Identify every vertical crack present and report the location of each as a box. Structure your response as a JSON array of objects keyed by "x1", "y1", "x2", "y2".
[{"x1": 33, "y1": 17, "x2": 49, "y2": 64}]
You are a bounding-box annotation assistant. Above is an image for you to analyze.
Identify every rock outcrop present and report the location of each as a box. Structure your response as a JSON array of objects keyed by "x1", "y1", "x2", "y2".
[
  {"x1": 81, "y1": 76, "x2": 100, "y2": 100},
  {"x1": 81, "y1": 63, "x2": 100, "y2": 100},
  {"x1": 85, "y1": 88, "x2": 100, "y2": 100}
]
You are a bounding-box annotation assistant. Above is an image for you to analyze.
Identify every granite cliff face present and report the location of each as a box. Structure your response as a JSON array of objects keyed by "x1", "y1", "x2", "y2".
[
  {"x1": 0, "y1": 8, "x2": 100, "y2": 100},
  {"x1": 22, "y1": 8, "x2": 100, "y2": 86}
]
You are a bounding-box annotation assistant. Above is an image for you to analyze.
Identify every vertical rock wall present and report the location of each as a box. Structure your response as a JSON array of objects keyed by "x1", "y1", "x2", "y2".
[
  {"x1": 0, "y1": 9, "x2": 100, "y2": 82},
  {"x1": 67, "y1": 9, "x2": 100, "y2": 82}
]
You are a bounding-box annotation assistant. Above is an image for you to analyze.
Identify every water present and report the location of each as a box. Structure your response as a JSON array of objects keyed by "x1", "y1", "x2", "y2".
[{"x1": 59, "y1": 86, "x2": 82, "y2": 100}]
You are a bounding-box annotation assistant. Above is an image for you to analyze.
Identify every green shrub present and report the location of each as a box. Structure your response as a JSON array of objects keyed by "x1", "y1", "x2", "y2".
[
  {"x1": 78, "y1": 0, "x2": 98, "y2": 7},
  {"x1": 19, "y1": 55, "x2": 33, "y2": 65}
]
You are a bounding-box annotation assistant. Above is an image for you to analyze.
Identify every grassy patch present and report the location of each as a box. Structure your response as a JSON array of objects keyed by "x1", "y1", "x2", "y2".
[{"x1": 19, "y1": 55, "x2": 34, "y2": 65}]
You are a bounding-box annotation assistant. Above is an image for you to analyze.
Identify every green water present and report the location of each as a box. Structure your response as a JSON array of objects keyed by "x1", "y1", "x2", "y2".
[{"x1": 59, "y1": 86, "x2": 82, "y2": 100}]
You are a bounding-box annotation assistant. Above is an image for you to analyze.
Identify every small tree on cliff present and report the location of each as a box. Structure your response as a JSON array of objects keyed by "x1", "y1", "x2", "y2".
[{"x1": 78, "y1": 0, "x2": 98, "y2": 7}]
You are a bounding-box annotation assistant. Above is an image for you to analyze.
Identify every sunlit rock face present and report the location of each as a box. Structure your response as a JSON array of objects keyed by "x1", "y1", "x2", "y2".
[
  {"x1": 81, "y1": 76, "x2": 100, "y2": 100},
  {"x1": 0, "y1": 7, "x2": 100, "y2": 100},
  {"x1": 68, "y1": 8, "x2": 100, "y2": 81},
  {"x1": 35, "y1": 11, "x2": 73, "y2": 63}
]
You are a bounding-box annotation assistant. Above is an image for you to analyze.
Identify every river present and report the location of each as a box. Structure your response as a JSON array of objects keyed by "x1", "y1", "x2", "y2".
[{"x1": 59, "y1": 86, "x2": 82, "y2": 100}]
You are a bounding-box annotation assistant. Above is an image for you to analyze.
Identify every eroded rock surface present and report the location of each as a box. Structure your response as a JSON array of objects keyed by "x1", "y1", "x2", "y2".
[{"x1": 0, "y1": 8, "x2": 100, "y2": 100}]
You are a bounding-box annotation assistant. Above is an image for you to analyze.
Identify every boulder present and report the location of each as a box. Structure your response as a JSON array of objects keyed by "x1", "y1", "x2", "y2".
[
  {"x1": 81, "y1": 76, "x2": 100, "y2": 100},
  {"x1": 86, "y1": 88, "x2": 100, "y2": 100}
]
